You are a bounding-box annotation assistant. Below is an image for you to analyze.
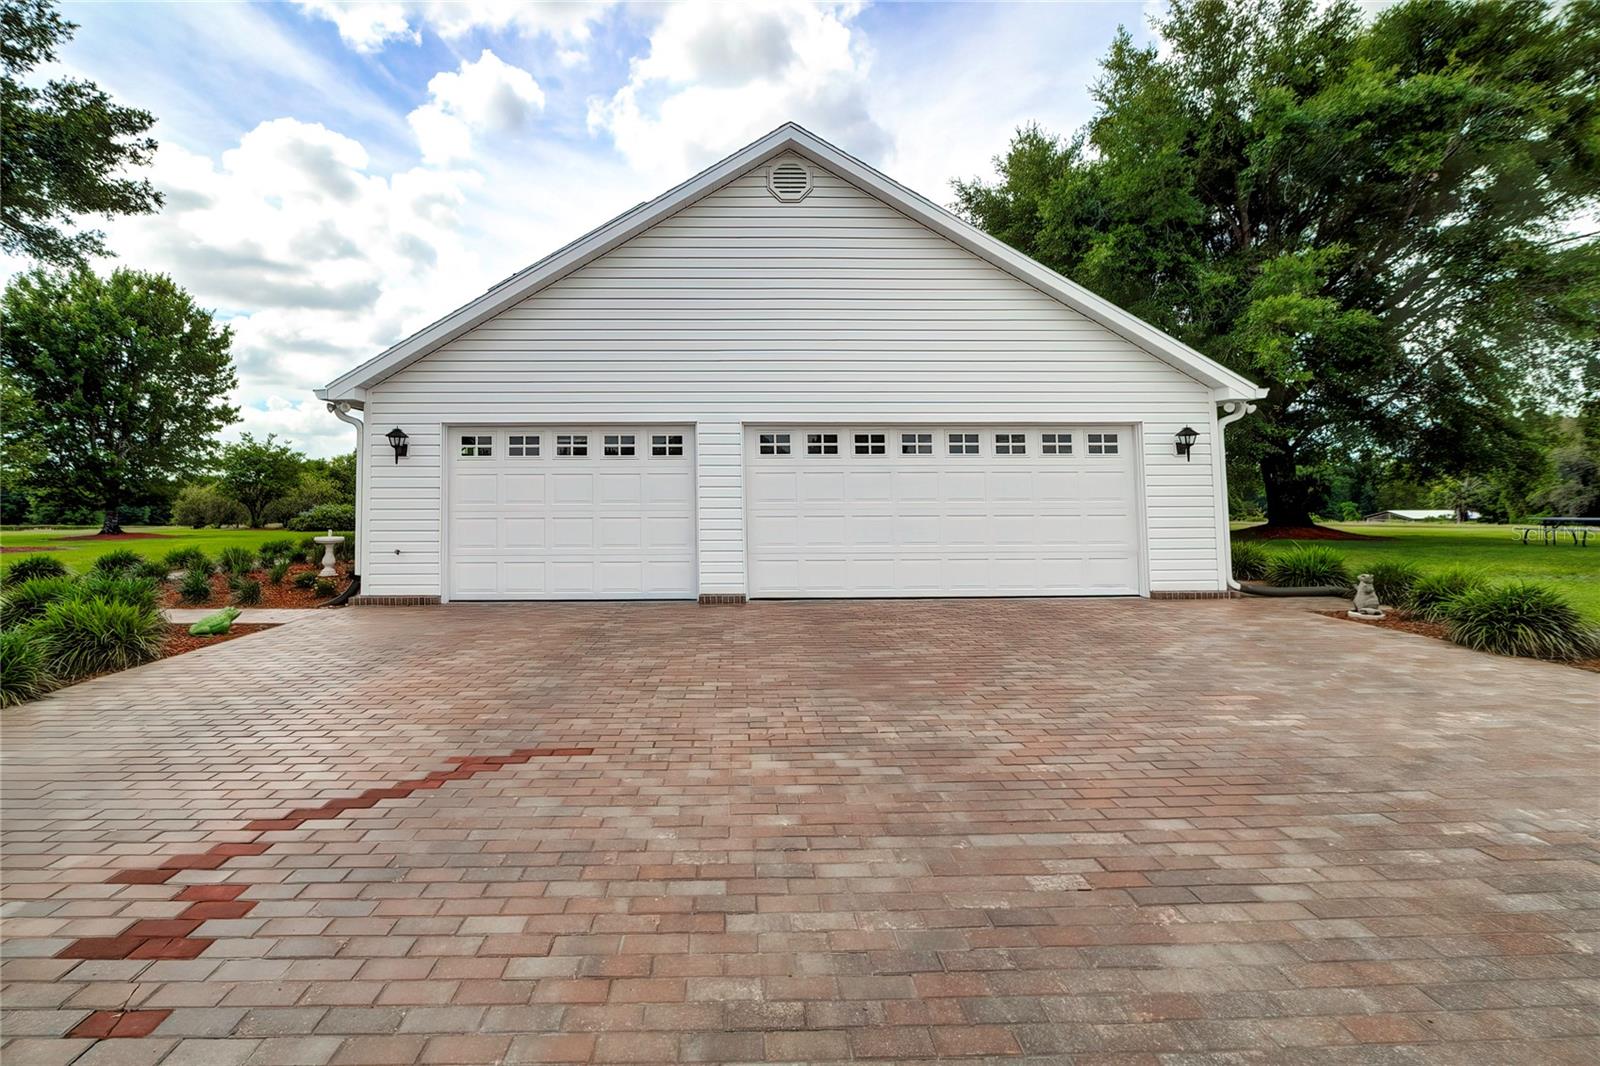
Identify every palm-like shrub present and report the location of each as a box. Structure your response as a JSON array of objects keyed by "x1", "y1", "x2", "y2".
[
  {"x1": 0, "y1": 576, "x2": 77, "y2": 629},
  {"x1": 267, "y1": 559, "x2": 291, "y2": 585},
  {"x1": 1443, "y1": 583, "x2": 1600, "y2": 661},
  {"x1": 72, "y1": 574, "x2": 160, "y2": 613},
  {"x1": 1231, "y1": 541, "x2": 1269, "y2": 581},
  {"x1": 231, "y1": 578, "x2": 263, "y2": 606},
  {"x1": 3, "y1": 555, "x2": 68, "y2": 585},
  {"x1": 1406, "y1": 567, "x2": 1487, "y2": 621},
  {"x1": 216, "y1": 545, "x2": 257, "y2": 575},
  {"x1": 1264, "y1": 545, "x2": 1351, "y2": 589},
  {"x1": 92, "y1": 548, "x2": 144, "y2": 575},
  {"x1": 1364, "y1": 560, "x2": 1422, "y2": 607},
  {"x1": 0, "y1": 626, "x2": 55, "y2": 707},
  {"x1": 177, "y1": 567, "x2": 213, "y2": 604},
  {"x1": 34, "y1": 598, "x2": 166, "y2": 679},
  {"x1": 163, "y1": 547, "x2": 210, "y2": 574}
]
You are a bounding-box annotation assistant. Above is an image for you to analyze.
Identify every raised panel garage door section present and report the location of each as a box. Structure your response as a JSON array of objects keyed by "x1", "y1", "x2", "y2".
[
  {"x1": 447, "y1": 426, "x2": 695, "y2": 599},
  {"x1": 745, "y1": 426, "x2": 1140, "y2": 597}
]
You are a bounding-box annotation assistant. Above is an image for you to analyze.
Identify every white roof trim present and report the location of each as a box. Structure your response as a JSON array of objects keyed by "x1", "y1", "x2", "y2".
[{"x1": 319, "y1": 123, "x2": 1267, "y2": 403}]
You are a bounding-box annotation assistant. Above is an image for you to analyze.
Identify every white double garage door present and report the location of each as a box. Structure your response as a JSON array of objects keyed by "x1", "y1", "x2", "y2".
[{"x1": 446, "y1": 425, "x2": 1140, "y2": 600}]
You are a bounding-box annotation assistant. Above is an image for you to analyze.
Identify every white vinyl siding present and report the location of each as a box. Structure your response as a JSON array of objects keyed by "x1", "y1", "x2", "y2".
[{"x1": 358, "y1": 153, "x2": 1222, "y2": 598}]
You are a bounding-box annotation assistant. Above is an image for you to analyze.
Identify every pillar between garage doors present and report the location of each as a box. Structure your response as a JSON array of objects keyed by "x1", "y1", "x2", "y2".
[{"x1": 695, "y1": 422, "x2": 747, "y2": 601}]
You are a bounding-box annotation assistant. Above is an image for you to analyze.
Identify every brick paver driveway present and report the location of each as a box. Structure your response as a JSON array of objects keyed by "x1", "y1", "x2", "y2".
[{"x1": 3, "y1": 599, "x2": 1598, "y2": 1065}]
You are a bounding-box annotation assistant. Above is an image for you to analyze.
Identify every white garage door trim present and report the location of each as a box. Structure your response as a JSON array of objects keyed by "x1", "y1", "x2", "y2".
[
  {"x1": 744, "y1": 423, "x2": 1147, "y2": 599},
  {"x1": 442, "y1": 424, "x2": 697, "y2": 601}
]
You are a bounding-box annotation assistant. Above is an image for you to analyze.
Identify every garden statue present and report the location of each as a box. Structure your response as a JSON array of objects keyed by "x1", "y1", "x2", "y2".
[
  {"x1": 1348, "y1": 573, "x2": 1384, "y2": 619},
  {"x1": 313, "y1": 530, "x2": 344, "y2": 578}
]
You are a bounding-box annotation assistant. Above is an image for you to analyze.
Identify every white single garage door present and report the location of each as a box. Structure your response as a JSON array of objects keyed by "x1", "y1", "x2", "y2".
[
  {"x1": 446, "y1": 426, "x2": 695, "y2": 599},
  {"x1": 746, "y1": 425, "x2": 1141, "y2": 597}
]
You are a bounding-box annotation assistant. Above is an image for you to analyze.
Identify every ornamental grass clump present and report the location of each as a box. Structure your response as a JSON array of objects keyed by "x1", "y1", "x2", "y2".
[
  {"x1": 0, "y1": 626, "x2": 55, "y2": 707},
  {"x1": 1264, "y1": 545, "x2": 1351, "y2": 589},
  {"x1": 1364, "y1": 560, "x2": 1422, "y2": 607},
  {"x1": 177, "y1": 567, "x2": 213, "y2": 604},
  {"x1": 91, "y1": 548, "x2": 144, "y2": 575},
  {"x1": 33, "y1": 598, "x2": 165, "y2": 679},
  {"x1": 3, "y1": 555, "x2": 68, "y2": 585},
  {"x1": 257, "y1": 538, "x2": 298, "y2": 565},
  {"x1": 1443, "y1": 582, "x2": 1600, "y2": 661},
  {"x1": 216, "y1": 545, "x2": 257, "y2": 575},
  {"x1": 72, "y1": 574, "x2": 160, "y2": 613},
  {"x1": 0, "y1": 576, "x2": 77, "y2": 629},
  {"x1": 267, "y1": 558, "x2": 291, "y2": 585},
  {"x1": 1405, "y1": 567, "x2": 1487, "y2": 621},
  {"x1": 291, "y1": 570, "x2": 318, "y2": 590},
  {"x1": 162, "y1": 547, "x2": 210, "y2": 574},
  {"x1": 1231, "y1": 541, "x2": 1269, "y2": 581},
  {"x1": 231, "y1": 578, "x2": 263, "y2": 606}
]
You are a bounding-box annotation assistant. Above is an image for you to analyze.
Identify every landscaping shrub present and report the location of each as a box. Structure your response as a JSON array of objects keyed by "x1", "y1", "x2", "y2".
[
  {"x1": 257, "y1": 538, "x2": 298, "y2": 564},
  {"x1": 34, "y1": 598, "x2": 166, "y2": 679},
  {"x1": 91, "y1": 548, "x2": 144, "y2": 575},
  {"x1": 132, "y1": 557, "x2": 169, "y2": 582},
  {"x1": 333, "y1": 532, "x2": 355, "y2": 564},
  {"x1": 178, "y1": 567, "x2": 213, "y2": 604},
  {"x1": 231, "y1": 578, "x2": 263, "y2": 606},
  {"x1": 1264, "y1": 545, "x2": 1351, "y2": 589},
  {"x1": 313, "y1": 577, "x2": 336, "y2": 597},
  {"x1": 3, "y1": 555, "x2": 67, "y2": 585},
  {"x1": 162, "y1": 547, "x2": 210, "y2": 574},
  {"x1": 172, "y1": 483, "x2": 247, "y2": 528},
  {"x1": 72, "y1": 574, "x2": 160, "y2": 613},
  {"x1": 1406, "y1": 567, "x2": 1488, "y2": 621},
  {"x1": 287, "y1": 502, "x2": 356, "y2": 532},
  {"x1": 1230, "y1": 541, "x2": 1269, "y2": 581},
  {"x1": 267, "y1": 559, "x2": 291, "y2": 585},
  {"x1": 298, "y1": 536, "x2": 319, "y2": 563},
  {"x1": 1363, "y1": 560, "x2": 1422, "y2": 607},
  {"x1": 216, "y1": 545, "x2": 257, "y2": 575},
  {"x1": 1443, "y1": 582, "x2": 1600, "y2": 661},
  {"x1": 0, "y1": 576, "x2": 76, "y2": 629},
  {"x1": 291, "y1": 570, "x2": 318, "y2": 590},
  {"x1": 0, "y1": 625, "x2": 54, "y2": 707}
]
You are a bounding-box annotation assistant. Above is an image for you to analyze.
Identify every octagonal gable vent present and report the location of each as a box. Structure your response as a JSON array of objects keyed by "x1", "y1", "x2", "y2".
[{"x1": 767, "y1": 161, "x2": 813, "y2": 202}]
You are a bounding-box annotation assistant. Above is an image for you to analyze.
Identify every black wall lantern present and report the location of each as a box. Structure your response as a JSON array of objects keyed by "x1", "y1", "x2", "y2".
[
  {"x1": 385, "y1": 427, "x2": 409, "y2": 463},
  {"x1": 1174, "y1": 425, "x2": 1199, "y2": 461}
]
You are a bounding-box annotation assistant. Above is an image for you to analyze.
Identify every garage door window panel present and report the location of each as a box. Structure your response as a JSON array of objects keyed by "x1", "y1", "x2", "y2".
[
  {"x1": 461, "y1": 434, "x2": 493, "y2": 457},
  {"x1": 948, "y1": 433, "x2": 979, "y2": 455},
  {"x1": 604, "y1": 434, "x2": 636, "y2": 457},
  {"x1": 807, "y1": 432, "x2": 839, "y2": 455},
  {"x1": 759, "y1": 433, "x2": 791, "y2": 455},
  {"x1": 508, "y1": 434, "x2": 539, "y2": 457},
  {"x1": 556, "y1": 434, "x2": 588, "y2": 457},
  {"x1": 854, "y1": 433, "x2": 886, "y2": 455}
]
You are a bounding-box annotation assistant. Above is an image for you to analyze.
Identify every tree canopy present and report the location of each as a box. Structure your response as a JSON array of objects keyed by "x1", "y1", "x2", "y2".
[
  {"x1": 954, "y1": 0, "x2": 1600, "y2": 525},
  {"x1": 1, "y1": 0, "x2": 162, "y2": 265},
  {"x1": 217, "y1": 433, "x2": 304, "y2": 529},
  {"x1": 1, "y1": 268, "x2": 238, "y2": 533}
]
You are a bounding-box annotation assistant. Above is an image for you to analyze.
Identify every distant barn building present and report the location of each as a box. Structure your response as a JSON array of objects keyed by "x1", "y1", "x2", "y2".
[{"x1": 1364, "y1": 509, "x2": 1480, "y2": 522}]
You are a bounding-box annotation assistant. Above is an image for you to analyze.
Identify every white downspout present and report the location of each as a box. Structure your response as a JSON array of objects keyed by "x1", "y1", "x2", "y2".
[
  {"x1": 1214, "y1": 400, "x2": 1256, "y2": 592},
  {"x1": 328, "y1": 402, "x2": 363, "y2": 579}
]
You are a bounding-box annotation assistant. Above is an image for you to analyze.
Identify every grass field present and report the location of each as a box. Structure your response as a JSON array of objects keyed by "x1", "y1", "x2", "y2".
[
  {"x1": 1237, "y1": 521, "x2": 1600, "y2": 620},
  {"x1": 1, "y1": 526, "x2": 309, "y2": 577}
]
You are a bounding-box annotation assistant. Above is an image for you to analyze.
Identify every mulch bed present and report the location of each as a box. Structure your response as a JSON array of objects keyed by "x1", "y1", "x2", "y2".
[
  {"x1": 1235, "y1": 524, "x2": 1389, "y2": 541},
  {"x1": 59, "y1": 531, "x2": 169, "y2": 541},
  {"x1": 1, "y1": 545, "x2": 74, "y2": 553},
  {"x1": 163, "y1": 623, "x2": 279, "y2": 659},
  {"x1": 159, "y1": 562, "x2": 350, "y2": 610},
  {"x1": 1322, "y1": 610, "x2": 1600, "y2": 674}
]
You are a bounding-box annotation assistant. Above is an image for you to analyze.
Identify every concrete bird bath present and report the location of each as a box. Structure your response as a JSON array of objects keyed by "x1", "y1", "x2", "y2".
[{"x1": 313, "y1": 531, "x2": 344, "y2": 578}]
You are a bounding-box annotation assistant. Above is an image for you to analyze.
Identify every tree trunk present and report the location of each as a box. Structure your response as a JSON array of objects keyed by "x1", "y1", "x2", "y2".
[
  {"x1": 99, "y1": 504, "x2": 124, "y2": 536},
  {"x1": 1260, "y1": 449, "x2": 1318, "y2": 527}
]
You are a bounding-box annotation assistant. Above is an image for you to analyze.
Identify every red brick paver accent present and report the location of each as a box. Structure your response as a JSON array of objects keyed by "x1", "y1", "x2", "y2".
[{"x1": 3, "y1": 599, "x2": 1598, "y2": 1064}]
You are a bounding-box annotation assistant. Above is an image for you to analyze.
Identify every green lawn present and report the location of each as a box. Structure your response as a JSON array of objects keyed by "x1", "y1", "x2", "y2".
[
  {"x1": 1, "y1": 526, "x2": 303, "y2": 577},
  {"x1": 1236, "y1": 521, "x2": 1600, "y2": 619}
]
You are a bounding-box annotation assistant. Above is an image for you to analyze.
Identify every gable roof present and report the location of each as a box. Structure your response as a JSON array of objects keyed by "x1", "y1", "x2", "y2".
[{"x1": 318, "y1": 123, "x2": 1267, "y2": 405}]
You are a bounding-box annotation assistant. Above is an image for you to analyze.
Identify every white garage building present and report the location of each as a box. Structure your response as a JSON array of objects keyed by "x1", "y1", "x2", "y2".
[{"x1": 317, "y1": 124, "x2": 1265, "y2": 604}]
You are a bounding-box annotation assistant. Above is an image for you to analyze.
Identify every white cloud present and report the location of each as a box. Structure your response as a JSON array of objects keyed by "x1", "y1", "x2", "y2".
[
  {"x1": 589, "y1": 0, "x2": 890, "y2": 180},
  {"x1": 408, "y1": 50, "x2": 545, "y2": 165},
  {"x1": 295, "y1": 0, "x2": 613, "y2": 54}
]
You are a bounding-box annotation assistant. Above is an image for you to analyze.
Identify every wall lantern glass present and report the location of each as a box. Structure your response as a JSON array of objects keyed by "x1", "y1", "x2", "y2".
[
  {"x1": 1175, "y1": 425, "x2": 1199, "y2": 461},
  {"x1": 386, "y1": 427, "x2": 409, "y2": 463}
]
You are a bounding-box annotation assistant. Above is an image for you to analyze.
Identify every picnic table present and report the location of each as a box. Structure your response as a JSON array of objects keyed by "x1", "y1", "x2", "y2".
[{"x1": 1516, "y1": 516, "x2": 1598, "y2": 545}]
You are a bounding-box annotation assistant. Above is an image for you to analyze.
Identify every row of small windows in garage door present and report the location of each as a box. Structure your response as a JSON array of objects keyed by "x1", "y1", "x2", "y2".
[
  {"x1": 458, "y1": 433, "x2": 686, "y2": 458},
  {"x1": 757, "y1": 431, "x2": 1119, "y2": 457}
]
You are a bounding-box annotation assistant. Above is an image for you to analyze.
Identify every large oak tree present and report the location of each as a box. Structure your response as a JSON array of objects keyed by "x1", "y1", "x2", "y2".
[
  {"x1": 2, "y1": 269, "x2": 238, "y2": 533},
  {"x1": 955, "y1": 0, "x2": 1600, "y2": 526}
]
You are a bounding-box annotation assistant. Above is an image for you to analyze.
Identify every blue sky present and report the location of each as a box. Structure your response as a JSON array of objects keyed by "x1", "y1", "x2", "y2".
[{"x1": 46, "y1": 1, "x2": 1161, "y2": 455}]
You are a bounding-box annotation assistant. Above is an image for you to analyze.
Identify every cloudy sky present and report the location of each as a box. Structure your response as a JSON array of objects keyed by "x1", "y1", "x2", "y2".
[{"x1": 41, "y1": 1, "x2": 1161, "y2": 456}]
